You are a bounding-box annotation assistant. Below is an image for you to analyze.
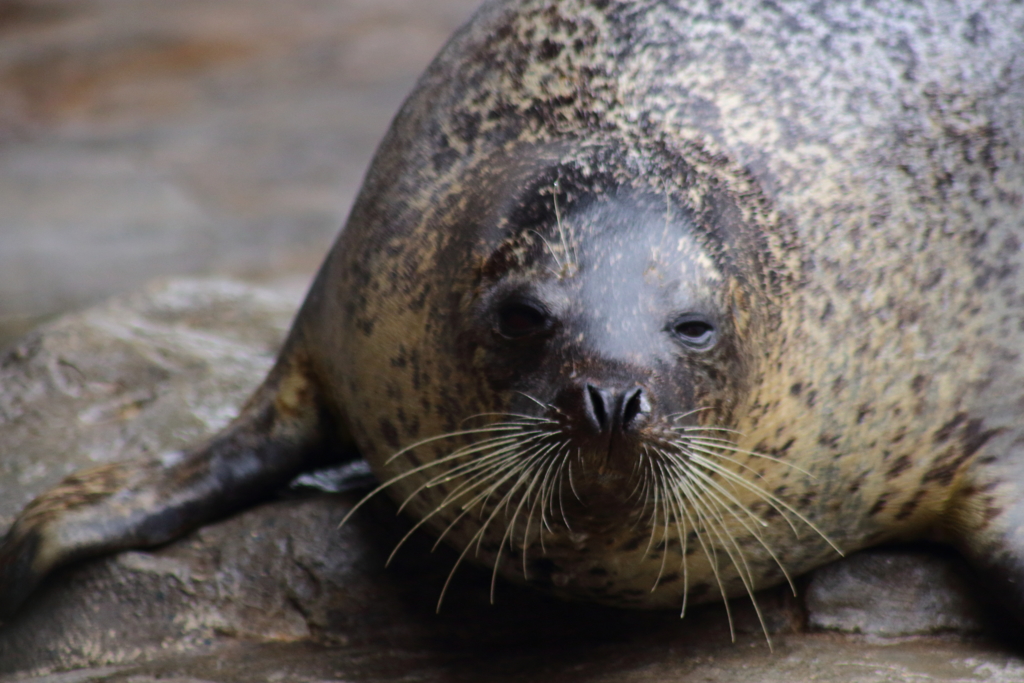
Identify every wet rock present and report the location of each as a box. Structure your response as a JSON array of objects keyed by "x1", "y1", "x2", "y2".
[
  {"x1": 805, "y1": 547, "x2": 988, "y2": 636},
  {"x1": 0, "y1": 277, "x2": 306, "y2": 533}
]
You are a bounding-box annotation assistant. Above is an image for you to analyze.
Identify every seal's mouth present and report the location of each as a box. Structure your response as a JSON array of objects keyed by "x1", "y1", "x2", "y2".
[{"x1": 338, "y1": 408, "x2": 841, "y2": 621}]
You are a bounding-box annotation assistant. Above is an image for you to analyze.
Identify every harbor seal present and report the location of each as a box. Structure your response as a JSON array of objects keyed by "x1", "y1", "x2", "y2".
[{"x1": 2, "y1": 0, "x2": 1023, "y2": 630}]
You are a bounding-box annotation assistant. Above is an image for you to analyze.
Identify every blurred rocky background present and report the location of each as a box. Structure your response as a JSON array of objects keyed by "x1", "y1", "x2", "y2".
[{"x1": 0, "y1": 0, "x2": 479, "y2": 346}]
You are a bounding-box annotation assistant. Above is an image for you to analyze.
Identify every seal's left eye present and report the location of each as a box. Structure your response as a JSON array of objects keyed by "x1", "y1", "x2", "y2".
[{"x1": 497, "y1": 301, "x2": 550, "y2": 339}]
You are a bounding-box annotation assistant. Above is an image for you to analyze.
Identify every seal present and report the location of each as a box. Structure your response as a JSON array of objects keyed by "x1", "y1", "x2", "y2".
[{"x1": 2, "y1": 0, "x2": 1024, "y2": 629}]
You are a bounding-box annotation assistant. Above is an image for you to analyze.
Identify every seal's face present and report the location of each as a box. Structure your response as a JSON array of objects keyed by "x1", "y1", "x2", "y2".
[
  {"x1": 467, "y1": 190, "x2": 743, "y2": 527},
  {"x1": 349, "y1": 152, "x2": 801, "y2": 610}
]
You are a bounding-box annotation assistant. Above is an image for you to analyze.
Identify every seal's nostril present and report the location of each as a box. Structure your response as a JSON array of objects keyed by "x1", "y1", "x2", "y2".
[
  {"x1": 620, "y1": 387, "x2": 648, "y2": 430},
  {"x1": 585, "y1": 383, "x2": 610, "y2": 433}
]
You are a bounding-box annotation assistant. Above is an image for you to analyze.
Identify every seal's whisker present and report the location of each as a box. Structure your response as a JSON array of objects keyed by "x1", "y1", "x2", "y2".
[
  {"x1": 384, "y1": 442, "x2": 548, "y2": 566},
  {"x1": 407, "y1": 444, "x2": 537, "y2": 514},
  {"x1": 424, "y1": 432, "x2": 553, "y2": 494},
  {"x1": 625, "y1": 451, "x2": 650, "y2": 507},
  {"x1": 670, "y1": 426, "x2": 744, "y2": 438},
  {"x1": 567, "y1": 451, "x2": 584, "y2": 504},
  {"x1": 684, "y1": 437, "x2": 815, "y2": 477},
  {"x1": 430, "y1": 460, "x2": 533, "y2": 554},
  {"x1": 458, "y1": 412, "x2": 558, "y2": 427},
  {"x1": 383, "y1": 425, "x2": 534, "y2": 465},
  {"x1": 338, "y1": 438, "x2": 534, "y2": 530},
  {"x1": 651, "y1": 459, "x2": 674, "y2": 591},
  {"x1": 499, "y1": 442, "x2": 559, "y2": 519},
  {"x1": 515, "y1": 392, "x2": 566, "y2": 419},
  {"x1": 385, "y1": 444, "x2": 548, "y2": 565},
  {"x1": 684, "y1": 470, "x2": 773, "y2": 650},
  {"x1": 538, "y1": 442, "x2": 570, "y2": 535},
  {"x1": 551, "y1": 178, "x2": 579, "y2": 276},
  {"x1": 642, "y1": 462, "x2": 662, "y2": 558},
  {"x1": 672, "y1": 468, "x2": 736, "y2": 641},
  {"x1": 529, "y1": 229, "x2": 567, "y2": 275},
  {"x1": 431, "y1": 450, "x2": 526, "y2": 510},
  {"x1": 664, "y1": 450, "x2": 770, "y2": 531},
  {"x1": 476, "y1": 464, "x2": 535, "y2": 557},
  {"x1": 385, "y1": 477, "x2": 495, "y2": 567},
  {"x1": 678, "y1": 458, "x2": 797, "y2": 597},
  {"x1": 524, "y1": 442, "x2": 568, "y2": 572},
  {"x1": 686, "y1": 452, "x2": 841, "y2": 555},
  {"x1": 685, "y1": 450, "x2": 805, "y2": 539},
  {"x1": 678, "y1": 441, "x2": 783, "y2": 483},
  {"x1": 492, "y1": 454, "x2": 552, "y2": 602},
  {"x1": 665, "y1": 407, "x2": 714, "y2": 424},
  {"x1": 437, "y1": 455, "x2": 547, "y2": 611},
  {"x1": 661, "y1": 477, "x2": 691, "y2": 617},
  {"x1": 553, "y1": 444, "x2": 575, "y2": 536},
  {"x1": 477, "y1": 451, "x2": 547, "y2": 519}
]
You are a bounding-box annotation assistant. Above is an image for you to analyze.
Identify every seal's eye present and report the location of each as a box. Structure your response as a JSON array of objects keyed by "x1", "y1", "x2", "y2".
[
  {"x1": 671, "y1": 316, "x2": 717, "y2": 350},
  {"x1": 497, "y1": 300, "x2": 550, "y2": 339}
]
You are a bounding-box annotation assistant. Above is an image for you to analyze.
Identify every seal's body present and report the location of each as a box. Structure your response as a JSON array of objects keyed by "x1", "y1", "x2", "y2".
[{"x1": 3, "y1": 0, "x2": 1024, "y2": 622}]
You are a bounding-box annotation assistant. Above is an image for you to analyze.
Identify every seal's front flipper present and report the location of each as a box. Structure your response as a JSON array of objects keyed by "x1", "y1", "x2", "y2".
[{"x1": 0, "y1": 351, "x2": 351, "y2": 622}]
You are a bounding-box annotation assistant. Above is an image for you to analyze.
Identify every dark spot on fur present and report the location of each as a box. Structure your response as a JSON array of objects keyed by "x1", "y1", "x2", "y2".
[
  {"x1": 894, "y1": 490, "x2": 926, "y2": 521},
  {"x1": 856, "y1": 403, "x2": 874, "y2": 424},
  {"x1": 688, "y1": 582, "x2": 711, "y2": 599},
  {"x1": 378, "y1": 418, "x2": 400, "y2": 449},
  {"x1": 431, "y1": 135, "x2": 460, "y2": 174},
  {"x1": 922, "y1": 417, "x2": 1000, "y2": 486},
  {"x1": 818, "y1": 433, "x2": 840, "y2": 450},
  {"x1": 789, "y1": 382, "x2": 802, "y2": 396},
  {"x1": 820, "y1": 301, "x2": 833, "y2": 322},
  {"x1": 537, "y1": 38, "x2": 563, "y2": 61},
  {"x1": 767, "y1": 438, "x2": 795, "y2": 457},
  {"x1": 886, "y1": 454, "x2": 912, "y2": 480},
  {"x1": 869, "y1": 492, "x2": 891, "y2": 515},
  {"x1": 934, "y1": 412, "x2": 968, "y2": 443},
  {"x1": 911, "y1": 375, "x2": 927, "y2": 393},
  {"x1": 452, "y1": 111, "x2": 481, "y2": 146},
  {"x1": 805, "y1": 390, "x2": 817, "y2": 407},
  {"x1": 620, "y1": 537, "x2": 642, "y2": 552},
  {"x1": 656, "y1": 572, "x2": 680, "y2": 586}
]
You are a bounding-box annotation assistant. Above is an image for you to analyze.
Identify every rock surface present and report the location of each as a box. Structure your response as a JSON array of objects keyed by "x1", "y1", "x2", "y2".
[
  {"x1": 0, "y1": 278, "x2": 1022, "y2": 682},
  {"x1": 806, "y1": 548, "x2": 988, "y2": 637},
  {"x1": 0, "y1": 0, "x2": 480, "y2": 345}
]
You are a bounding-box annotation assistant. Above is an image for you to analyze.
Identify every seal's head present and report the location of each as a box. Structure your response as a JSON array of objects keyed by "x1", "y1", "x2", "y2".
[{"x1": 339, "y1": 144, "x2": 797, "y2": 609}]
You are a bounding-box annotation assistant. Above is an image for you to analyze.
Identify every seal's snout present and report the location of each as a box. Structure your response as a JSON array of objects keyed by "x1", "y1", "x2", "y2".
[{"x1": 558, "y1": 381, "x2": 652, "y2": 440}]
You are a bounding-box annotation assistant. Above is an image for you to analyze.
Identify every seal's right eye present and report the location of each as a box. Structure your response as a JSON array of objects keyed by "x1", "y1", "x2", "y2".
[
  {"x1": 496, "y1": 300, "x2": 551, "y2": 339},
  {"x1": 670, "y1": 315, "x2": 717, "y2": 350}
]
